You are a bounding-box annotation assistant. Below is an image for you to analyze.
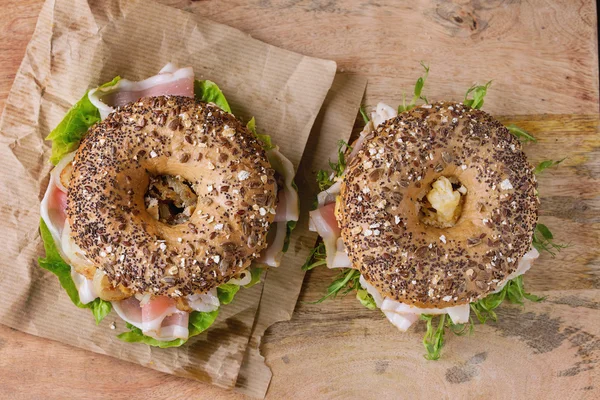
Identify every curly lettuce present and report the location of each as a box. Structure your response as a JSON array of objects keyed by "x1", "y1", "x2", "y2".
[
  {"x1": 38, "y1": 219, "x2": 112, "y2": 324},
  {"x1": 46, "y1": 77, "x2": 121, "y2": 165},
  {"x1": 194, "y1": 80, "x2": 232, "y2": 113}
]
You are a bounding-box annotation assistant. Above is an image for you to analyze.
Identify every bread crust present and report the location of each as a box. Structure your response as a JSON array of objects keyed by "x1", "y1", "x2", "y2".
[
  {"x1": 339, "y1": 102, "x2": 539, "y2": 308},
  {"x1": 67, "y1": 96, "x2": 277, "y2": 297}
]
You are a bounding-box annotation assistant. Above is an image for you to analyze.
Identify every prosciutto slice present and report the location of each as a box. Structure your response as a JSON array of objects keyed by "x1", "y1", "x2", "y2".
[
  {"x1": 88, "y1": 63, "x2": 195, "y2": 119},
  {"x1": 359, "y1": 248, "x2": 540, "y2": 332},
  {"x1": 309, "y1": 203, "x2": 340, "y2": 268},
  {"x1": 255, "y1": 146, "x2": 298, "y2": 266},
  {"x1": 186, "y1": 288, "x2": 220, "y2": 312},
  {"x1": 71, "y1": 267, "x2": 98, "y2": 305},
  {"x1": 267, "y1": 147, "x2": 299, "y2": 223},
  {"x1": 370, "y1": 102, "x2": 398, "y2": 127},
  {"x1": 112, "y1": 296, "x2": 190, "y2": 341},
  {"x1": 347, "y1": 121, "x2": 374, "y2": 161},
  {"x1": 256, "y1": 221, "x2": 288, "y2": 267},
  {"x1": 40, "y1": 151, "x2": 75, "y2": 244},
  {"x1": 316, "y1": 180, "x2": 341, "y2": 209},
  {"x1": 331, "y1": 237, "x2": 352, "y2": 268}
]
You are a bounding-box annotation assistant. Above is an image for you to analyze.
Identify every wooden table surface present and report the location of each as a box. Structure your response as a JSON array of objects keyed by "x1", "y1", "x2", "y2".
[{"x1": 1, "y1": 1, "x2": 598, "y2": 399}]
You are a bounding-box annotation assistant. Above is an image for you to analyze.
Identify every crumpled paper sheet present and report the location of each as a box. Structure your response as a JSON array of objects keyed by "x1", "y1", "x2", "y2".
[
  {"x1": 235, "y1": 73, "x2": 368, "y2": 397},
  {"x1": 0, "y1": 0, "x2": 340, "y2": 391}
]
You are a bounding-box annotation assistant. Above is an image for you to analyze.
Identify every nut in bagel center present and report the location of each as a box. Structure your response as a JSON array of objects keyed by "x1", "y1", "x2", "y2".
[{"x1": 419, "y1": 176, "x2": 467, "y2": 228}]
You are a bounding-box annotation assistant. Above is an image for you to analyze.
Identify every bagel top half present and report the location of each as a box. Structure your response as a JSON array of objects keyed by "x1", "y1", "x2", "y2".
[
  {"x1": 339, "y1": 102, "x2": 539, "y2": 308},
  {"x1": 67, "y1": 96, "x2": 277, "y2": 297}
]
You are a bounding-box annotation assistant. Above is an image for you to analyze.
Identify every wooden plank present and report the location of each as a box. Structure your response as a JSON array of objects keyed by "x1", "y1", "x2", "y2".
[
  {"x1": 0, "y1": 1, "x2": 598, "y2": 399},
  {"x1": 264, "y1": 114, "x2": 600, "y2": 399},
  {"x1": 165, "y1": 0, "x2": 599, "y2": 116}
]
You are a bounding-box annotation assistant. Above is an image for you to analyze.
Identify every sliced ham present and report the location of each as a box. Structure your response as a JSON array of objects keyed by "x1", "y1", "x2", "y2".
[
  {"x1": 40, "y1": 151, "x2": 75, "y2": 244},
  {"x1": 88, "y1": 63, "x2": 195, "y2": 120},
  {"x1": 267, "y1": 147, "x2": 299, "y2": 223},
  {"x1": 256, "y1": 221, "x2": 288, "y2": 267},
  {"x1": 71, "y1": 267, "x2": 98, "y2": 305},
  {"x1": 158, "y1": 313, "x2": 190, "y2": 342},
  {"x1": 186, "y1": 288, "x2": 220, "y2": 312},
  {"x1": 227, "y1": 270, "x2": 253, "y2": 286},
  {"x1": 359, "y1": 248, "x2": 539, "y2": 331},
  {"x1": 382, "y1": 311, "x2": 420, "y2": 332},
  {"x1": 331, "y1": 237, "x2": 352, "y2": 268},
  {"x1": 309, "y1": 203, "x2": 340, "y2": 268},
  {"x1": 347, "y1": 121, "x2": 374, "y2": 161},
  {"x1": 316, "y1": 180, "x2": 341, "y2": 209},
  {"x1": 494, "y1": 248, "x2": 539, "y2": 292},
  {"x1": 61, "y1": 221, "x2": 96, "y2": 277},
  {"x1": 112, "y1": 297, "x2": 143, "y2": 326},
  {"x1": 112, "y1": 295, "x2": 190, "y2": 341},
  {"x1": 370, "y1": 102, "x2": 397, "y2": 127}
]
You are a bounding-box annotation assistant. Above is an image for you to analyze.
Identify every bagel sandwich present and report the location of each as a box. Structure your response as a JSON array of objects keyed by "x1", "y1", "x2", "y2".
[
  {"x1": 39, "y1": 64, "x2": 299, "y2": 347},
  {"x1": 306, "y1": 66, "x2": 564, "y2": 359}
]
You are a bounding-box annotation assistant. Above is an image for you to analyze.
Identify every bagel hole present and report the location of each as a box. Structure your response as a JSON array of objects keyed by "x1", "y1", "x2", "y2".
[
  {"x1": 418, "y1": 176, "x2": 466, "y2": 228},
  {"x1": 144, "y1": 174, "x2": 197, "y2": 225}
]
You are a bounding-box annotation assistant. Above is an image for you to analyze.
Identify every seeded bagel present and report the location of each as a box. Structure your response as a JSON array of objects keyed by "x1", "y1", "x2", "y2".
[
  {"x1": 67, "y1": 96, "x2": 277, "y2": 297},
  {"x1": 339, "y1": 102, "x2": 539, "y2": 308}
]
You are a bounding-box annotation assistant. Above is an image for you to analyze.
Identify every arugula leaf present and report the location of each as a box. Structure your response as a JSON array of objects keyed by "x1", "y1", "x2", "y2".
[
  {"x1": 421, "y1": 314, "x2": 447, "y2": 360},
  {"x1": 464, "y1": 81, "x2": 492, "y2": 109},
  {"x1": 310, "y1": 268, "x2": 361, "y2": 304},
  {"x1": 302, "y1": 241, "x2": 327, "y2": 271},
  {"x1": 532, "y1": 223, "x2": 568, "y2": 257},
  {"x1": 316, "y1": 169, "x2": 336, "y2": 193},
  {"x1": 420, "y1": 313, "x2": 474, "y2": 360},
  {"x1": 422, "y1": 275, "x2": 542, "y2": 359},
  {"x1": 359, "y1": 106, "x2": 370, "y2": 124},
  {"x1": 329, "y1": 140, "x2": 352, "y2": 178},
  {"x1": 194, "y1": 80, "x2": 232, "y2": 113},
  {"x1": 398, "y1": 61, "x2": 430, "y2": 113},
  {"x1": 38, "y1": 218, "x2": 112, "y2": 324},
  {"x1": 117, "y1": 310, "x2": 219, "y2": 348},
  {"x1": 533, "y1": 158, "x2": 565, "y2": 175},
  {"x1": 46, "y1": 76, "x2": 121, "y2": 165},
  {"x1": 283, "y1": 220, "x2": 297, "y2": 254},
  {"x1": 506, "y1": 124, "x2": 537, "y2": 143},
  {"x1": 217, "y1": 284, "x2": 241, "y2": 305},
  {"x1": 315, "y1": 139, "x2": 351, "y2": 195}
]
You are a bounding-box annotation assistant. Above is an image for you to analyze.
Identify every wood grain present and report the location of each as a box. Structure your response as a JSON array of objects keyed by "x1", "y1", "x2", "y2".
[
  {"x1": 264, "y1": 114, "x2": 600, "y2": 399},
  {"x1": 0, "y1": 0, "x2": 598, "y2": 399}
]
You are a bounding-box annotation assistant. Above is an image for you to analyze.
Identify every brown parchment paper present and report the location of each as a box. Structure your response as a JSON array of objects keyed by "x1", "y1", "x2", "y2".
[
  {"x1": 235, "y1": 73, "x2": 368, "y2": 398},
  {"x1": 0, "y1": 0, "x2": 337, "y2": 391}
]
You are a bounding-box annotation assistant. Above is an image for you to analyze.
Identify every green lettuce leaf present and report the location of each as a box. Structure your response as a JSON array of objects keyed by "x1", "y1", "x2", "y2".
[
  {"x1": 117, "y1": 310, "x2": 219, "y2": 348},
  {"x1": 194, "y1": 80, "x2": 232, "y2": 113},
  {"x1": 245, "y1": 267, "x2": 264, "y2": 288},
  {"x1": 356, "y1": 288, "x2": 377, "y2": 310},
  {"x1": 38, "y1": 219, "x2": 112, "y2": 324},
  {"x1": 246, "y1": 117, "x2": 275, "y2": 150},
  {"x1": 46, "y1": 77, "x2": 121, "y2": 165},
  {"x1": 217, "y1": 284, "x2": 241, "y2": 305}
]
